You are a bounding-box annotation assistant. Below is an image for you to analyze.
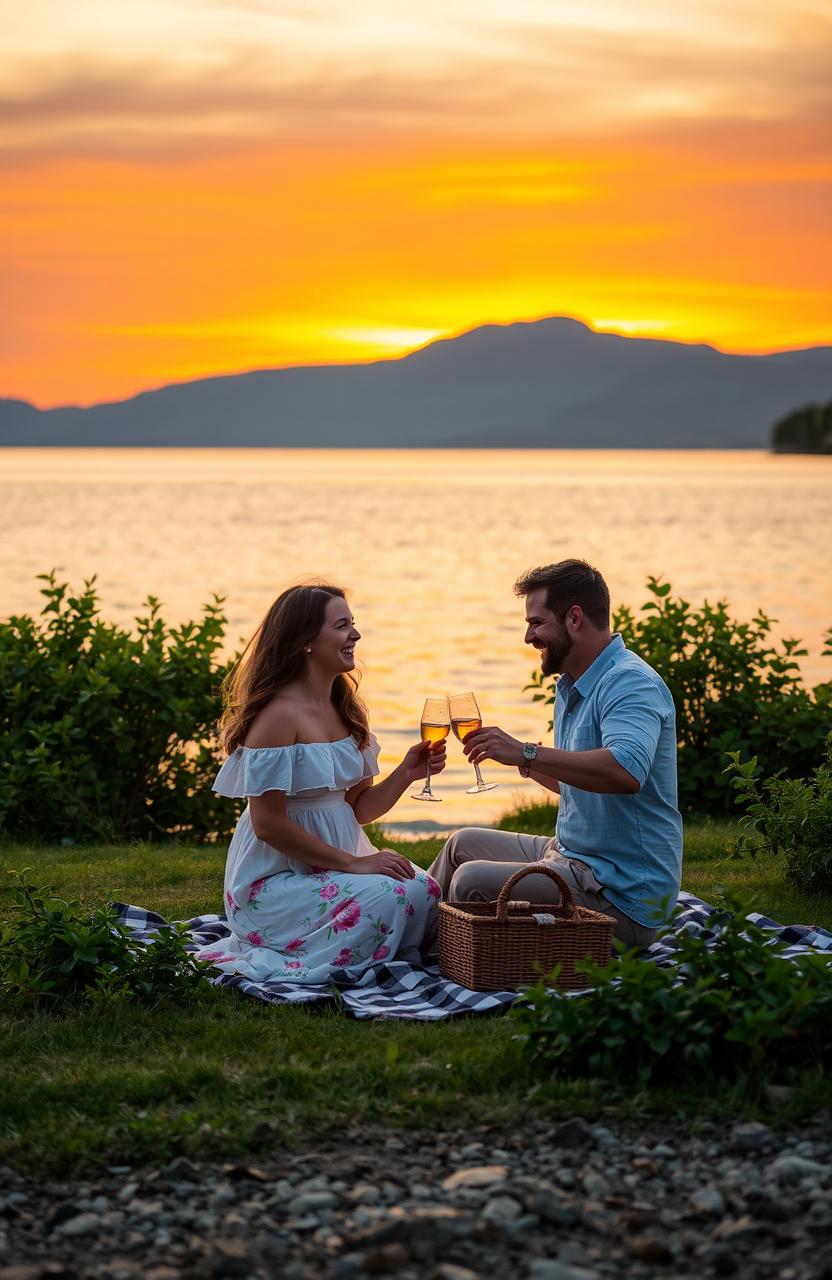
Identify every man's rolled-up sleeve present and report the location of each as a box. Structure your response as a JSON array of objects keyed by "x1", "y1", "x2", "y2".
[{"x1": 599, "y1": 676, "x2": 666, "y2": 788}]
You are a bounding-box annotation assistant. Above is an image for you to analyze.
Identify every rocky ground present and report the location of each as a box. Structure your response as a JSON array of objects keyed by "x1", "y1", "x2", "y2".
[{"x1": 2, "y1": 1115, "x2": 832, "y2": 1280}]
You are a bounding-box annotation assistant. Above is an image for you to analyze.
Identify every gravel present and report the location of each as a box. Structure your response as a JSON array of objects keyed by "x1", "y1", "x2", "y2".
[{"x1": 1, "y1": 1114, "x2": 831, "y2": 1279}]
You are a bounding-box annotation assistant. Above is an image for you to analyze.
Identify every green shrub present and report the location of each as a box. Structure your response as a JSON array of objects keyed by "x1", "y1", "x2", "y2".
[
  {"x1": 725, "y1": 736, "x2": 832, "y2": 892},
  {"x1": 0, "y1": 871, "x2": 211, "y2": 1009},
  {"x1": 510, "y1": 892, "x2": 832, "y2": 1088},
  {"x1": 525, "y1": 577, "x2": 832, "y2": 814},
  {"x1": 0, "y1": 572, "x2": 237, "y2": 842},
  {"x1": 495, "y1": 799, "x2": 557, "y2": 835}
]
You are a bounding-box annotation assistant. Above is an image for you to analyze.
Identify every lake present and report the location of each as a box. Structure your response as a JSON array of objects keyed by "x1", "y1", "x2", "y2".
[{"x1": 1, "y1": 448, "x2": 830, "y2": 832}]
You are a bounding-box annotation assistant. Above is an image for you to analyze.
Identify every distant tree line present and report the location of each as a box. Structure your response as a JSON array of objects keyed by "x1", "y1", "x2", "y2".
[{"x1": 772, "y1": 401, "x2": 832, "y2": 454}]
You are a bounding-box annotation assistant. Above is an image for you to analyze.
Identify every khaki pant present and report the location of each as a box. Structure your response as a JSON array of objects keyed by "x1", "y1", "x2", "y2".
[{"x1": 427, "y1": 827, "x2": 657, "y2": 951}]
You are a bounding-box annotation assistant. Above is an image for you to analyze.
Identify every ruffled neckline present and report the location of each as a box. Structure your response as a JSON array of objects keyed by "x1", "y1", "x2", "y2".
[{"x1": 214, "y1": 734, "x2": 380, "y2": 799}]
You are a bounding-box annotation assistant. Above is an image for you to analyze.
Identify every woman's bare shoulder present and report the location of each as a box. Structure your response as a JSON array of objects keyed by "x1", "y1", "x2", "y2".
[{"x1": 244, "y1": 696, "x2": 300, "y2": 749}]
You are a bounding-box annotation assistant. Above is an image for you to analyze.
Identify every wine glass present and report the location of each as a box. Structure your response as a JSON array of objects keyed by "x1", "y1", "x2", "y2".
[
  {"x1": 412, "y1": 696, "x2": 450, "y2": 802},
  {"x1": 449, "y1": 692, "x2": 498, "y2": 794}
]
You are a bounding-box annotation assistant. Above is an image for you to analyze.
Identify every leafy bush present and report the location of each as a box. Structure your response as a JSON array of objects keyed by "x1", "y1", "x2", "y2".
[
  {"x1": 495, "y1": 799, "x2": 557, "y2": 835},
  {"x1": 510, "y1": 893, "x2": 832, "y2": 1087},
  {"x1": 725, "y1": 736, "x2": 832, "y2": 891},
  {"x1": 0, "y1": 872, "x2": 211, "y2": 1009},
  {"x1": 526, "y1": 577, "x2": 832, "y2": 814},
  {"x1": 0, "y1": 572, "x2": 237, "y2": 842}
]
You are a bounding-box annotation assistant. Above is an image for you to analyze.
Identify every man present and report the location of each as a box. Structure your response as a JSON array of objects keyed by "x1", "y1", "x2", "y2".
[{"x1": 428, "y1": 560, "x2": 682, "y2": 948}]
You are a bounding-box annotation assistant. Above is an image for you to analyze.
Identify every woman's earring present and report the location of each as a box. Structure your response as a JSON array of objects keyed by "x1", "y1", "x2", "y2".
[{"x1": 304, "y1": 646, "x2": 312, "y2": 654}]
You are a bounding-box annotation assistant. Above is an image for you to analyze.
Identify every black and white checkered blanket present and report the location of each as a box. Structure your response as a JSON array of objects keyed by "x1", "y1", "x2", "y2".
[{"x1": 114, "y1": 892, "x2": 832, "y2": 1022}]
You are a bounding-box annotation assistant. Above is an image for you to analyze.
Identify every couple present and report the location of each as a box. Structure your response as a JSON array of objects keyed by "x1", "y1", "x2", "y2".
[{"x1": 198, "y1": 559, "x2": 683, "y2": 984}]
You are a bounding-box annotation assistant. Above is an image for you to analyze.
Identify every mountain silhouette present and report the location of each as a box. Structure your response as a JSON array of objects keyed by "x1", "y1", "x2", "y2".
[{"x1": 2, "y1": 317, "x2": 831, "y2": 447}]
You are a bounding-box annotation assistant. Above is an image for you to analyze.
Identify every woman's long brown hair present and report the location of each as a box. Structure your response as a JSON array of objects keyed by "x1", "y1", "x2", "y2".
[{"x1": 218, "y1": 585, "x2": 369, "y2": 754}]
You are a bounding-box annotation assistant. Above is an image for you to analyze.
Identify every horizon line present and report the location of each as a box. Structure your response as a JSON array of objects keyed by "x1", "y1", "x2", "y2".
[{"x1": 7, "y1": 313, "x2": 832, "y2": 413}]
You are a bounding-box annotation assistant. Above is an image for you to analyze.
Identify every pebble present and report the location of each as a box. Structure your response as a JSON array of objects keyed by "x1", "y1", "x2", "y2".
[
  {"x1": 768, "y1": 1154, "x2": 829, "y2": 1183},
  {"x1": 345, "y1": 1182, "x2": 382, "y2": 1205},
  {"x1": 435, "y1": 1265, "x2": 480, "y2": 1280},
  {"x1": 4, "y1": 1118, "x2": 832, "y2": 1278},
  {"x1": 690, "y1": 1185, "x2": 727, "y2": 1217},
  {"x1": 629, "y1": 1234, "x2": 674, "y2": 1263},
  {"x1": 481, "y1": 1194, "x2": 523, "y2": 1224},
  {"x1": 54, "y1": 1212, "x2": 100, "y2": 1237},
  {"x1": 581, "y1": 1172, "x2": 607, "y2": 1198},
  {"x1": 552, "y1": 1118, "x2": 593, "y2": 1149},
  {"x1": 528, "y1": 1262, "x2": 598, "y2": 1280},
  {"x1": 527, "y1": 1188, "x2": 579, "y2": 1227},
  {"x1": 287, "y1": 1190, "x2": 339, "y2": 1215},
  {"x1": 732, "y1": 1122, "x2": 774, "y2": 1153},
  {"x1": 442, "y1": 1165, "x2": 508, "y2": 1191}
]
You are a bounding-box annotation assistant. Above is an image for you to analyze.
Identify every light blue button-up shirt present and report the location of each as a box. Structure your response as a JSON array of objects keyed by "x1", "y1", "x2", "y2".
[{"x1": 554, "y1": 634, "x2": 682, "y2": 927}]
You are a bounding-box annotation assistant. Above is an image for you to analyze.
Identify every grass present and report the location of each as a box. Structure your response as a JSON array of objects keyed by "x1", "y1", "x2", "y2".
[{"x1": 2, "y1": 809, "x2": 831, "y2": 1176}]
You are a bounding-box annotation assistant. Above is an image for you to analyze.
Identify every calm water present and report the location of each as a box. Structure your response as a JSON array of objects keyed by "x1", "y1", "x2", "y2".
[{"x1": 2, "y1": 449, "x2": 830, "y2": 831}]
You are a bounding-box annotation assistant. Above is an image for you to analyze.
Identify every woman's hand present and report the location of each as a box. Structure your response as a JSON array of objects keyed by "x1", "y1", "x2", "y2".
[
  {"x1": 353, "y1": 849, "x2": 416, "y2": 880},
  {"x1": 402, "y1": 739, "x2": 447, "y2": 783}
]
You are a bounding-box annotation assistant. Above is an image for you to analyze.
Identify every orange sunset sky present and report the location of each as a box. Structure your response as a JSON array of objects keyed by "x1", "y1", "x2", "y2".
[{"x1": 2, "y1": 0, "x2": 831, "y2": 408}]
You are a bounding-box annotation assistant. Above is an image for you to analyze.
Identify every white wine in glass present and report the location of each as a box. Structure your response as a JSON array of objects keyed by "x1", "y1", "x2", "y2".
[
  {"x1": 449, "y1": 692, "x2": 498, "y2": 794},
  {"x1": 412, "y1": 697, "x2": 450, "y2": 802}
]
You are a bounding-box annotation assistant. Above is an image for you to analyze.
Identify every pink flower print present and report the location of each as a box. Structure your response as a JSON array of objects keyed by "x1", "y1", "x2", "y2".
[
  {"x1": 424, "y1": 876, "x2": 441, "y2": 900},
  {"x1": 201, "y1": 950, "x2": 237, "y2": 963},
  {"x1": 285, "y1": 960, "x2": 303, "y2": 971},
  {"x1": 285, "y1": 938, "x2": 305, "y2": 953},
  {"x1": 247, "y1": 878, "x2": 266, "y2": 902},
  {"x1": 225, "y1": 890, "x2": 238, "y2": 912},
  {"x1": 372, "y1": 944, "x2": 390, "y2": 961},
  {"x1": 334, "y1": 947, "x2": 354, "y2": 967},
  {"x1": 393, "y1": 882, "x2": 406, "y2": 897},
  {"x1": 246, "y1": 930, "x2": 264, "y2": 945},
  {"x1": 319, "y1": 882, "x2": 339, "y2": 901},
  {"x1": 332, "y1": 897, "x2": 362, "y2": 932},
  {"x1": 378, "y1": 922, "x2": 390, "y2": 935},
  {"x1": 405, "y1": 902, "x2": 415, "y2": 917}
]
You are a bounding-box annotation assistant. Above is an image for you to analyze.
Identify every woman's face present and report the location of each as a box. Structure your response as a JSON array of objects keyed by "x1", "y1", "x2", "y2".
[{"x1": 307, "y1": 595, "x2": 361, "y2": 674}]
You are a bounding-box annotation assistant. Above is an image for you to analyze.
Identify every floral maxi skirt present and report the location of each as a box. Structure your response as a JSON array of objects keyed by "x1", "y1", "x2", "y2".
[{"x1": 196, "y1": 864, "x2": 440, "y2": 983}]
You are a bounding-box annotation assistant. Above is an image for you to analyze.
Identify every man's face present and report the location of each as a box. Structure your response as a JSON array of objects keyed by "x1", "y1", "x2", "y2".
[{"x1": 523, "y1": 587, "x2": 573, "y2": 676}]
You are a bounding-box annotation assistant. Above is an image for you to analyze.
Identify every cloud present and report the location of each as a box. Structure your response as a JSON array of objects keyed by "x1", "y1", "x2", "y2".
[
  {"x1": 498, "y1": 12, "x2": 832, "y2": 123},
  {"x1": 1, "y1": 6, "x2": 829, "y2": 165},
  {"x1": 0, "y1": 52, "x2": 506, "y2": 163}
]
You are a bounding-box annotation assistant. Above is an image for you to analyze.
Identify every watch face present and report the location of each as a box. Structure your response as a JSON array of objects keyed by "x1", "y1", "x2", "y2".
[{"x1": 523, "y1": 744, "x2": 537, "y2": 761}]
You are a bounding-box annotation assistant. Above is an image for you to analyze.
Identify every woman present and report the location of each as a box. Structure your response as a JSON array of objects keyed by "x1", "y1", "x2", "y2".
[{"x1": 197, "y1": 583, "x2": 444, "y2": 983}]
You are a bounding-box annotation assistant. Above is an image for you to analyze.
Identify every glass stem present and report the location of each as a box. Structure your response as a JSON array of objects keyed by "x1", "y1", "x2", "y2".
[
  {"x1": 423, "y1": 751, "x2": 433, "y2": 796},
  {"x1": 473, "y1": 761, "x2": 486, "y2": 789}
]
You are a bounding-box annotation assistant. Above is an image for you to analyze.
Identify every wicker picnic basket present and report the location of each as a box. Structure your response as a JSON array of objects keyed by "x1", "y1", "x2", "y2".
[{"x1": 438, "y1": 863, "x2": 616, "y2": 992}]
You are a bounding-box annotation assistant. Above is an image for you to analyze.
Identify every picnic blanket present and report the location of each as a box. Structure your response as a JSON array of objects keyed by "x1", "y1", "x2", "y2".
[{"x1": 114, "y1": 892, "x2": 832, "y2": 1022}]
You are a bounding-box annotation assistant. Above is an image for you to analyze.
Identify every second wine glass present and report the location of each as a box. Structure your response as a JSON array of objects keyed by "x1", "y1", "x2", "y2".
[{"x1": 449, "y1": 692, "x2": 498, "y2": 794}]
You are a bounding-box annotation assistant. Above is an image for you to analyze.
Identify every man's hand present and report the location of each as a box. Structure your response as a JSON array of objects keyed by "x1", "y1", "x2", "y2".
[
  {"x1": 463, "y1": 726, "x2": 524, "y2": 768},
  {"x1": 402, "y1": 738, "x2": 447, "y2": 783}
]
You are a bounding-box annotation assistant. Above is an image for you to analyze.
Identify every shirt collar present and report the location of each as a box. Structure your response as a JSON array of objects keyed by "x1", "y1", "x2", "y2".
[{"x1": 571, "y1": 634, "x2": 625, "y2": 699}]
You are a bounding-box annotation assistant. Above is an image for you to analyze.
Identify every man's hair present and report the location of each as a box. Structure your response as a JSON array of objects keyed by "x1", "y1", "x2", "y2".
[{"x1": 514, "y1": 559, "x2": 610, "y2": 629}]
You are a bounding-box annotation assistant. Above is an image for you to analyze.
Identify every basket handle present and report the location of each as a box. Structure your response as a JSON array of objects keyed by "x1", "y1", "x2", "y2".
[{"x1": 495, "y1": 863, "x2": 577, "y2": 923}]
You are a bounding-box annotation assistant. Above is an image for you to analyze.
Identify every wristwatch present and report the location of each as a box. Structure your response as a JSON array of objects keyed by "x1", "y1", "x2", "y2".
[{"x1": 519, "y1": 742, "x2": 538, "y2": 778}]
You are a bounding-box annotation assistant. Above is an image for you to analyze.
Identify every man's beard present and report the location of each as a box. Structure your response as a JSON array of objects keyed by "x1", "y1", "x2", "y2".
[{"x1": 540, "y1": 633, "x2": 573, "y2": 676}]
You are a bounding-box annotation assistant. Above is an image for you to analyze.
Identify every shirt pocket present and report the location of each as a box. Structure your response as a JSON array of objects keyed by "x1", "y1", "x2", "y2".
[{"x1": 570, "y1": 728, "x2": 602, "y2": 751}]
